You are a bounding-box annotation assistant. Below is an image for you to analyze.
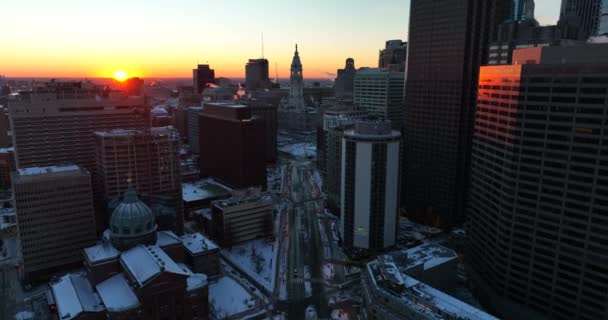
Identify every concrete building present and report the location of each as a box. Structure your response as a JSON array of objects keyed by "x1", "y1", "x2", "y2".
[
  {"x1": 0, "y1": 147, "x2": 14, "y2": 190},
  {"x1": 13, "y1": 165, "x2": 97, "y2": 281},
  {"x1": 246, "y1": 59, "x2": 272, "y2": 91},
  {"x1": 193, "y1": 64, "x2": 215, "y2": 94},
  {"x1": 467, "y1": 44, "x2": 608, "y2": 320},
  {"x1": 334, "y1": 58, "x2": 357, "y2": 99},
  {"x1": 318, "y1": 106, "x2": 367, "y2": 212},
  {"x1": 202, "y1": 86, "x2": 233, "y2": 103},
  {"x1": 361, "y1": 247, "x2": 497, "y2": 320},
  {"x1": 340, "y1": 120, "x2": 401, "y2": 253},
  {"x1": 94, "y1": 127, "x2": 183, "y2": 234},
  {"x1": 210, "y1": 188, "x2": 273, "y2": 247},
  {"x1": 199, "y1": 103, "x2": 266, "y2": 190},
  {"x1": 49, "y1": 190, "x2": 211, "y2": 320},
  {"x1": 181, "y1": 232, "x2": 221, "y2": 277},
  {"x1": 378, "y1": 40, "x2": 407, "y2": 72},
  {"x1": 8, "y1": 80, "x2": 149, "y2": 171},
  {"x1": 403, "y1": 0, "x2": 511, "y2": 228},
  {"x1": 188, "y1": 106, "x2": 204, "y2": 154},
  {"x1": 353, "y1": 68, "x2": 404, "y2": 129}
]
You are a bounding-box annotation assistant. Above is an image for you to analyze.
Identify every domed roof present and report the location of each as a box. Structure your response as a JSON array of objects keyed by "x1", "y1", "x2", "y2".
[{"x1": 110, "y1": 187, "x2": 157, "y2": 238}]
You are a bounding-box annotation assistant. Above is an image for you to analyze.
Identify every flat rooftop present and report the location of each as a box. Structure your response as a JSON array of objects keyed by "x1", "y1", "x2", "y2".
[
  {"x1": 181, "y1": 232, "x2": 219, "y2": 255},
  {"x1": 393, "y1": 243, "x2": 458, "y2": 272},
  {"x1": 182, "y1": 179, "x2": 232, "y2": 202}
]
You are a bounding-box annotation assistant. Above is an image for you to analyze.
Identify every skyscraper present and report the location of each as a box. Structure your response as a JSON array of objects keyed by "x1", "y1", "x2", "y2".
[
  {"x1": 378, "y1": 40, "x2": 407, "y2": 72},
  {"x1": 467, "y1": 44, "x2": 608, "y2": 320},
  {"x1": 599, "y1": 0, "x2": 608, "y2": 34},
  {"x1": 340, "y1": 120, "x2": 401, "y2": 253},
  {"x1": 559, "y1": 0, "x2": 602, "y2": 39},
  {"x1": 245, "y1": 59, "x2": 272, "y2": 91},
  {"x1": 199, "y1": 103, "x2": 266, "y2": 190},
  {"x1": 13, "y1": 165, "x2": 97, "y2": 281},
  {"x1": 512, "y1": 0, "x2": 536, "y2": 21},
  {"x1": 8, "y1": 80, "x2": 149, "y2": 171},
  {"x1": 402, "y1": 0, "x2": 510, "y2": 227},
  {"x1": 334, "y1": 58, "x2": 356, "y2": 99},
  {"x1": 354, "y1": 68, "x2": 404, "y2": 129},
  {"x1": 193, "y1": 64, "x2": 215, "y2": 94}
]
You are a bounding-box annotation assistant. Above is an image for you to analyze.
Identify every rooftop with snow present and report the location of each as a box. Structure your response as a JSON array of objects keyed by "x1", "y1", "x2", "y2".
[
  {"x1": 182, "y1": 179, "x2": 232, "y2": 202},
  {"x1": 17, "y1": 164, "x2": 81, "y2": 176},
  {"x1": 181, "y1": 232, "x2": 219, "y2": 255}
]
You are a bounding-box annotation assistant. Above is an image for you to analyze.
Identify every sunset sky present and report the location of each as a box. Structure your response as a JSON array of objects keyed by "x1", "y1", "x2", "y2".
[{"x1": 1, "y1": 0, "x2": 561, "y2": 79}]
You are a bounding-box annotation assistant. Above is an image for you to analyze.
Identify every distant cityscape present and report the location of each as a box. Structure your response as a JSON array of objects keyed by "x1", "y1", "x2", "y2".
[{"x1": 1, "y1": 0, "x2": 608, "y2": 320}]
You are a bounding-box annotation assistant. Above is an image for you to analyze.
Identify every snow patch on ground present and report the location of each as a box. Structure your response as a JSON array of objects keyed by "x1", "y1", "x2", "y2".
[
  {"x1": 209, "y1": 276, "x2": 255, "y2": 318},
  {"x1": 222, "y1": 239, "x2": 278, "y2": 292}
]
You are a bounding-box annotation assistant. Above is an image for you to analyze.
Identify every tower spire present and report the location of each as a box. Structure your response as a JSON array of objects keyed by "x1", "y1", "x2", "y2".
[{"x1": 295, "y1": 43, "x2": 298, "y2": 54}]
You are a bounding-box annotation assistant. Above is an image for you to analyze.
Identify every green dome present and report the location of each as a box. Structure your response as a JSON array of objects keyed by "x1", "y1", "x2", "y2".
[{"x1": 110, "y1": 187, "x2": 157, "y2": 250}]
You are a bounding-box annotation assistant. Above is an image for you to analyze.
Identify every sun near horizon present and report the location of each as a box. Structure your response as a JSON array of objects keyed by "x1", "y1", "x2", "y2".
[{"x1": 113, "y1": 71, "x2": 128, "y2": 82}]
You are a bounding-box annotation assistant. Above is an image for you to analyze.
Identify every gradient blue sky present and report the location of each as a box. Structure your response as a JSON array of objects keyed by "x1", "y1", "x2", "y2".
[{"x1": 0, "y1": 0, "x2": 561, "y2": 78}]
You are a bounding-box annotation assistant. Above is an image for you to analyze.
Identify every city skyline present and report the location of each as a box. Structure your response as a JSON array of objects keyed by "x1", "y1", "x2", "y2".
[{"x1": 1, "y1": 0, "x2": 560, "y2": 79}]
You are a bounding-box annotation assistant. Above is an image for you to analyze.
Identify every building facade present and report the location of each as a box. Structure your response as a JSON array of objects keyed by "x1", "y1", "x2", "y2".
[
  {"x1": 94, "y1": 127, "x2": 183, "y2": 234},
  {"x1": 0, "y1": 105, "x2": 11, "y2": 148},
  {"x1": 467, "y1": 45, "x2": 608, "y2": 320},
  {"x1": 340, "y1": 120, "x2": 401, "y2": 252},
  {"x1": 248, "y1": 99, "x2": 278, "y2": 163},
  {"x1": 188, "y1": 106, "x2": 204, "y2": 154},
  {"x1": 210, "y1": 189, "x2": 274, "y2": 247},
  {"x1": 0, "y1": 148, "x2": 14, "y2": 190},
  {"x1": 378, "y1": 40, "x2": 407, "y2": 72},
  {"x1": 599, "y1": 0, "x2": 608, "y2": 34},
  {"x1": 8, "y1": 81, "x2": 149, "y2": 171},
  {"x1": 559, "y1": 0, "x2": 602, "y2": 39},
  {"x1": 354, "y1": 68, "x2": 404, "y2": 129},
  {"x1": 13, "y1": 165, "x2": 97, "y2": 281},
  {"x1": 335, "y1": 58, "x2": 357, "y2": 99},
  {"x1": 403, "y1": 0, "x2": 511, "y2": 227},
  {"x1": 193, "y1": 64, "x2": 215, "y2": 94},
  {"x1": 245, "y1": 59, "x2": 272, "y2": 91},
  {"x1": 199, "y1": 103, "x2": 266, "y2": 190}
]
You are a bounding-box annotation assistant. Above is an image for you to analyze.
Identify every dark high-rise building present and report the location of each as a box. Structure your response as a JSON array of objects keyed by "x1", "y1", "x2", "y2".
[
  {"x1": 245, "y1": 59, "x2": 272, "y2": 91},
  {"x1": 0, "y1": 105, "x2": 11, "y2": 148},
  {"x1": 512, "y1": 0, "x2": 536, "y2": 21},
  {"x1": 340, "y1": 120, "x2": 401, "y2": 253},
  {"x1": 403, "y1": 0, "x2": 510, "y2": 227},
  {"x1": 467, "y1": 44, "x2": 608, "y2": 320},
  {"x1": 193, "y1": 64, "x2": 215, "y2": 94},
  {"x1": 378, "y1": 40, "x2": 407, "y2": 72},
  {"x1": 559, "y1": 0, "x2": 602, "y2": 39},
  {"x1": 199, "y1": 103, "x2": 266, "y2": 190},
  {"x1": 335, "y1": 58, "x2": 357, "y2": 99},
  {"x1": 247, "y1": 99, "x2": 278, "y2": 163}
]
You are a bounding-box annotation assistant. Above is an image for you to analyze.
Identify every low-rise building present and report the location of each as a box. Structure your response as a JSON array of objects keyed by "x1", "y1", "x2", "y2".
[
  {"x1": 210, "y1": 188, "x2": 274, "y2": 247},
  {"x1": 361, "y1": 246, "x2": 496, "y2": 320},
  {"x1": 181, "y1": 233, "x2": 221, "y2": 277}
]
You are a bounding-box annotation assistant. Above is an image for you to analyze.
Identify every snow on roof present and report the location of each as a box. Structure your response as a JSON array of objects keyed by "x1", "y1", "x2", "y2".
[
  {"x1": 50, "y1": 273, "x2": 105, "y2": 320},
  {"x1": 177, "y1": 263, "x2": 209, "y2": 291},
  {"x1": 14, "y1": 311, "x2": 34, "y2": 320},
  {"x1": 156, "y1": 230, "x2": 181, "y2": 247},
  {"x1": 182, "y1": 179, "x2": 231, "y2": 202},
  {"x1": 17, "y1": 165, "x2": 80, "y2": 176},
  {"x1": 0, "y1": 147, "x2": 14, "y2": 154},
  {"x1": 181, "y1": 233, "x2": 218, "y2": 255},
  {"x1": 120, "y1": 245, "x2": 188, "y2": 287},
  {"x1": 399, "y1": 243, "x2": 457, "y2": 271},
  {"x1": 411, "y1": 281, "x2": 498, "y2": 320},
  {"x1": 84, "y1": 242, "x2": 119, "y2": 264},
  {"x1": 209, "y1": 276, "x2": 255, "y2": 317},
  {"x1": 96, "y1": 273, "x2": 140, "y2": 313}
]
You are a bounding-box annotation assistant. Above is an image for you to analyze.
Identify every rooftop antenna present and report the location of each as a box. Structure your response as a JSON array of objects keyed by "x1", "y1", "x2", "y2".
[
  {"x1": 275, "y1": 62, "x2": 279, "y2": 83},
  {"x1": 262, "y1": 32, "x2": 265, "y2": 59}
]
